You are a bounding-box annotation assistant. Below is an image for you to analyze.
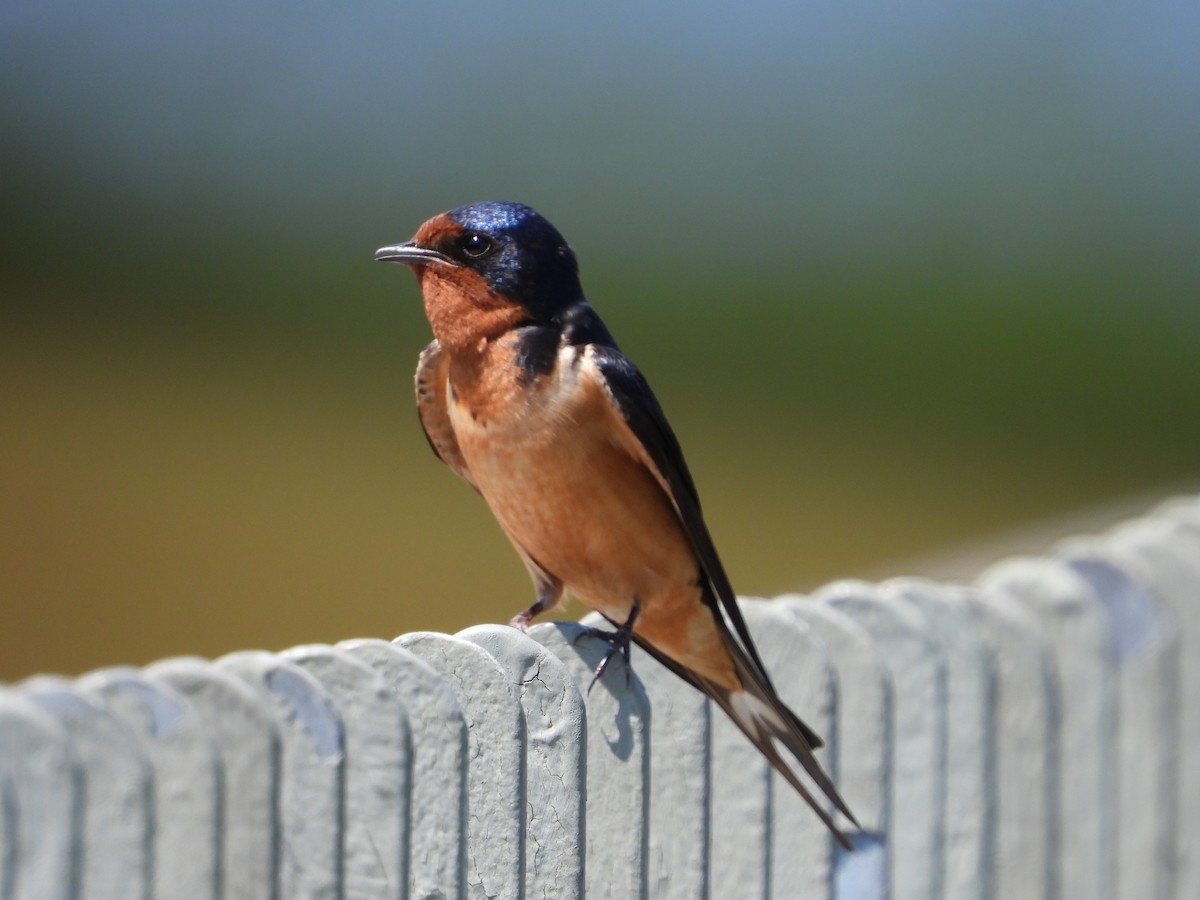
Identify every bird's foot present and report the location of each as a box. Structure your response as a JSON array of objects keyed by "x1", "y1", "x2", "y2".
[
  {"x1": 575, "y1": 602, "x2": 641, "y2": 691},
  {"x1": 509, "y1": 577, "x2": 564, "y2": 632},
  {"x1": 508, "y1": 611, "x2": 534, "y2": 632}
]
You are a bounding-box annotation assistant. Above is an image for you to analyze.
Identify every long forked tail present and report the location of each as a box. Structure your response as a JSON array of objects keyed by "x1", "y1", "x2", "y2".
[
  {"x1": 634, "y1": 636, "x2": 859, "y2": 850},
  {"x1": 718, "y1": 663, "x2": 859, "y2": 849}
]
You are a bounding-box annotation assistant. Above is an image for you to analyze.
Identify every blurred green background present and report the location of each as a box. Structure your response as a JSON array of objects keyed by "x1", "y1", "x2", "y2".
[{"x1": 3, "y1": 2, "x2": 1198, "y2": 681}]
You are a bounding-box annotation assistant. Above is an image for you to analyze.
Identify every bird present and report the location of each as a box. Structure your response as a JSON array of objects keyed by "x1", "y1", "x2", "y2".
[{"x1": 376, "y1": 201, "x2": 858, "y2": 847}]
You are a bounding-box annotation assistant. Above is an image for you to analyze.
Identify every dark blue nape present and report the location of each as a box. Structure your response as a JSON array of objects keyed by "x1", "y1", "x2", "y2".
[{"x1": 446, "y1": 201, "x2": 583, "y2": 317}]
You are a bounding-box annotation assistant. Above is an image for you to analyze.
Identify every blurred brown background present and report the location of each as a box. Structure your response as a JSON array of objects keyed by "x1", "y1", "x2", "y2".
[{"x1": 3, "y1": 1, "x2": 1198, "y2": 681}]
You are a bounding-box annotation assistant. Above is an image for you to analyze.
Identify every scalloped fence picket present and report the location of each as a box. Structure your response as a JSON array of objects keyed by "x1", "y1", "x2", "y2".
[{"x1": 2, "y1": 495, "x2": 1197, "y2": 899}]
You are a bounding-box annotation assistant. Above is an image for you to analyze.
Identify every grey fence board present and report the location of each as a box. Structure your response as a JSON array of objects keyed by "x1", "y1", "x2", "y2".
[
  {"x1": 282, "y1": 645, "x2": 411, "y2": 900},
  {"x1": 708, "y1": 679, "x2": 771, "y2": 900},
  {"x1": 2, "y1": 492, "x2": 1198, "y2": 899},
  {"x1": 881, "y1": 579, "x2": 996, "y2": 900},
  {"x1": 741, "y1": 600, "x2": 837, "y2": 899},
  {"x1": 817, "y1": 580, "x2": 947, "y2": 900},
  {"x1": 980, "y1": 558, "x2": 1118, "y2": 900},
  {"x1": 1112, "y1": 506, "x2": 1200, "y2": 898},
  {"x1": 340, "y1": 638, "x2": 467, "y2": 900},
  {"x1": 1, "y1": 769, "x2": 11, "y2": 900},
  {"x1": 0, "y1": 689, "x2": 79, "y2": 900},
  {"x1": 396, "y1": 632, "x2": 524, "y2": 900},
  {"x1": 785, "y1": 597, "x2": 892, "y2": 898},
  {"x1": 527, "y1": 621, "x2": 650, "y2": 900},
  {"x1": 21, "y1": 678, "x2": 152, "y2": 900},
  {"x1": 1, "y1": 770, "x2": 10, "y2": 900},
  {"x1": 459, "y1": 625, "x2": 585, "y2": 900},
  {"x1": 961, "y1": 582, "x2": 1057, "y2": 900},
  {"x1": 1058, "y1": 539, "x2": 1180, "y2": 900},
  {"x1": 1156, "y1": 495, "x2": 1200, "y2": 533},
  {"x1": 76, "y1": 668, "x2": 220, "y2": 900},
  {"x1": 145, "y1": 657, "x2": 281, "y2": 899},
  {"x1": 625, "y1": 641, "x2": 710, "y2": 900},
  {"x1": 219, "y1": 652, "x2": 345, "y2": 900}
]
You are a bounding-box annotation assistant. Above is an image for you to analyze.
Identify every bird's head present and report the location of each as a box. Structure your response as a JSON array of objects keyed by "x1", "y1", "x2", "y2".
[{"x1": 376, "y1": 201, "x2": 583, "y2": 349}]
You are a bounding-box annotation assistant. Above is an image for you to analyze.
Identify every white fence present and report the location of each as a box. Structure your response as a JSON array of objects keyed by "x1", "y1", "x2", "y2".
[{"x1": 1, "y1": 494, "x2": 1197, "y2": 899}]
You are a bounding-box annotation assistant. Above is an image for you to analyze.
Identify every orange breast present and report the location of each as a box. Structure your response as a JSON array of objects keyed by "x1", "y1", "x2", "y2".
[{"x1": 448, "y1": 341, "x2": 738, "y2": 689}]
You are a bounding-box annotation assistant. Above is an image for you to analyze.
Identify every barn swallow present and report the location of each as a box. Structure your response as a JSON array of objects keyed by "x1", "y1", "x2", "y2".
[{"x1": 376, "y1": 201, "x2": 858, "y2": 846}]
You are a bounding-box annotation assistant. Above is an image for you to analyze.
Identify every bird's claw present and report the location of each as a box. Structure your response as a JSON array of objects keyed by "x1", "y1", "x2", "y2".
[{"x1": 575, "y1": 602, "x2": 640, "y2": 692}]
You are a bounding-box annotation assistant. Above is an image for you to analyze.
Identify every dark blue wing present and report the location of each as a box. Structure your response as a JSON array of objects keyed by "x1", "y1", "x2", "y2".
[{"x1": 587, "y1": 340, "x2": 777, "y2": 687}]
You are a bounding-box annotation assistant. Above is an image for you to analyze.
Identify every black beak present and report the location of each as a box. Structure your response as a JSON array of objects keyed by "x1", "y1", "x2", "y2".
[{"x1": 374, "y1": 242, "x2": 458, "y2": 266}]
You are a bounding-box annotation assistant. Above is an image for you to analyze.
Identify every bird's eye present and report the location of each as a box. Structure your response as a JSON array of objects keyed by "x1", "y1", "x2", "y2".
[{"x1": 462, "y1": 233, "x2": 493, "y2": 258}]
